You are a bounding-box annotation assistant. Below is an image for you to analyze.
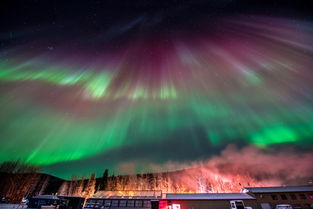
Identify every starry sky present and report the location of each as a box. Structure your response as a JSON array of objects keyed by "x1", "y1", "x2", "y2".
[{"x1": 1, "y1": 0, "x2": 313, "y2": 179}]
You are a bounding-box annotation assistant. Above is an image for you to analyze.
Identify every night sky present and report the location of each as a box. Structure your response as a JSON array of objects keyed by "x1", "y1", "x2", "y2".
[{"x1": 1, "y1": 0, "x2": 313, "y2": 179}]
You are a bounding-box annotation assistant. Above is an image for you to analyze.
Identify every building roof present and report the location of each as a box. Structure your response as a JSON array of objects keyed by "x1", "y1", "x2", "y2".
[
  {"x1": 32, "y1": 195, "x2": 59, "y2": 200},
  {"x1": 93, "y1": 190, "x2": 162, "y2": 199},
  {"x1": 166, "y1": 193, "x2": 255, "y2": 200},
  {"x1": 91, "y1": 196, "x2": 157, "y2": 199},
  {"x1": 242, "y1": 186, "x2": 313, "y2": 193}
]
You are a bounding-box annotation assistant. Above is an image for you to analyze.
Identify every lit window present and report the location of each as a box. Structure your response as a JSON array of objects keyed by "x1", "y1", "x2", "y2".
[{"x1": 172, "y1": 204, "x2": 181, "y2": 209}]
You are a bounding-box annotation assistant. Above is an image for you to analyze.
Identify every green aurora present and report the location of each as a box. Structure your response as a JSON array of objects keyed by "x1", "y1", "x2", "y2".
[{"x1": 0, "y1": 16, "x2": 313, "y2": 178}]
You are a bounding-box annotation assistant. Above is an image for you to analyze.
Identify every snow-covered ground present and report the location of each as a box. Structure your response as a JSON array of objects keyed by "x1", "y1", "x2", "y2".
[{"x1": 0, "y1": 204, "x2": 27, "y2": 209}]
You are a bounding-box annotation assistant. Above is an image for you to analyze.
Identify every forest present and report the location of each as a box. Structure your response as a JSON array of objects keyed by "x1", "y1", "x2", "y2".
[{"x1": 0, "y1": 161, "x2": 261, "y2": 202}]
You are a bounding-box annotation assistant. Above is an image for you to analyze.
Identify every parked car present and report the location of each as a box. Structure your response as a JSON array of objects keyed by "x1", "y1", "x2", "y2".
[{"x1": 275, "y1": 204, "x2": 293, "y2": 209}]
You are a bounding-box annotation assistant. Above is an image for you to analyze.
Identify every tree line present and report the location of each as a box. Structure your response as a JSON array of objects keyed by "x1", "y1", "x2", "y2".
[{"x1": 0, "y1": 161, "x2": 260, "y2": 202}]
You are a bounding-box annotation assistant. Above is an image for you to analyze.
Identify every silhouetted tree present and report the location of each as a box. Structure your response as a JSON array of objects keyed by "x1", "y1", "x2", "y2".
[
  {"x1": 101, "y1": 169, "x2": 109, "y2": 190},
  {"x1": 0, "y1": 161, "x2": 41, "y2": 202}
]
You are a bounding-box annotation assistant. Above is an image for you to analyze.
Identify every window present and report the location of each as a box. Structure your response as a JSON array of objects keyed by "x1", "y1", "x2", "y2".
[
  {"x1": 143, "y1": 201, "x2": 151, "y2": 208},
  {"x1": 105, "y1": 200, "x2": 111, "y2": 206},
  {"x1": 299, "y1": 194, "x2": 307, "y2": 200},
  {"x1": 127, "y1": 200, "x2": 134, "y2": 207},
  {"x1": 112, "y1": 200, "x2": 119, "y2": 207},
  {"x1": 235, "y1": 201, "x2": 245, "y2": 209},
  {"x1": 281, "y1": 194, "x2": 288, "y2": 200},
  {"x1": 290, "y1": 194, "x2": 297, "y2": 200},
  {"x1": 97, "y1": 200, "x2": 104, "y2": 205},
  {"x1": 120, "y1": 200, "x2": 127, "y2": 207},
  {"x1": 172, "y1": 204, "x2": 181, "y2": 209},
  {"x1": 135, "y1": 200, "x2": 143, "y2": 207},
  {"x1": 271, "y1": 195, "x2": 278, "y2": 200}
]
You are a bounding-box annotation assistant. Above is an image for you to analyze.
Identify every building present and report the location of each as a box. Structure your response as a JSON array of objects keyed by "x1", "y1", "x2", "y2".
[
  {"x1": 84, "y1": 192, "x2": 257, "y2": 209},
  {"x1": 83, "y1": 186, "x2": 313, "y2": 209},
  {"x1": 242, "y1": 186, "x2": 313, "y2": 209},
  {"x1": 85, "y1": 190, "x2": 162, "y2": 209},
  {"x1": 160, "y1": 193, "x2": 257, "y2": 209},
  {"x1": 84, "y1": 197, "x2": 156, "y2": 209},
  {"x1": 27, "y1": 195, "x2": 85, "y2": 209}
]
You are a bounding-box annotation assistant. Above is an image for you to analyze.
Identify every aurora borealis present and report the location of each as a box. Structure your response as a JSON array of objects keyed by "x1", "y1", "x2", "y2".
[{"x1": 1, "y1": 0, "x2": 313, "y2": 179}]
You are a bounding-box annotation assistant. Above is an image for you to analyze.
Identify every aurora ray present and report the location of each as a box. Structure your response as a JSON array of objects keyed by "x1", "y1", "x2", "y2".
[{"x1": 0, "y1": 14, "x2": 313, "y2": 178}]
